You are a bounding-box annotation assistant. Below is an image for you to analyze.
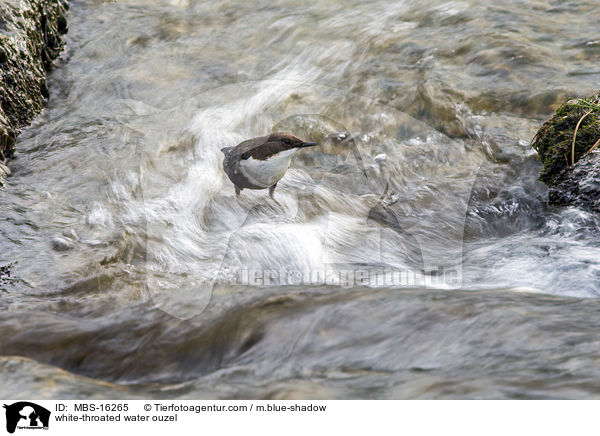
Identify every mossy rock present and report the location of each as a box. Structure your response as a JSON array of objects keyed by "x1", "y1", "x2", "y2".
[
  {"x1": 531, "y1": 93, "x2": 600, "y2": 187},
  {"x1": 0, "y1": 0, "x2": 68, "y2": 163}
]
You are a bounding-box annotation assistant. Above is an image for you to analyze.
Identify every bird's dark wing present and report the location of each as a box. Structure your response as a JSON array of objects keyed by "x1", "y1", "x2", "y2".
[{"x1": 229, "y1": 135, "x2": 270, "y2": 160}]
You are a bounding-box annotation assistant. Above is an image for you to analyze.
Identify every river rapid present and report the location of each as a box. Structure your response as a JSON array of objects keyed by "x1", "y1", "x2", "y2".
[{"x1": 1, "y1": 0, "x2": 600, "y2": 399}]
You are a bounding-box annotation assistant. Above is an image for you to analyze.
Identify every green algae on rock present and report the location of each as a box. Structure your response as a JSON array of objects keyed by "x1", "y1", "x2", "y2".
[
  {"x1": 531, "y1": 93, "x2": 600, "y2": 211},
  {"x1": 531, "y1": 94, "x2": 600, "y2": 187},
  {"x1": 0, "y1": 0, "x2": 68, "y2": 164}
]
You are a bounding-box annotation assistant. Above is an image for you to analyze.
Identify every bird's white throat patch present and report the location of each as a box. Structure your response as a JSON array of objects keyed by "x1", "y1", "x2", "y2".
[{"x1": 240, "y1": 147, "x2": 299, "y2": 188}]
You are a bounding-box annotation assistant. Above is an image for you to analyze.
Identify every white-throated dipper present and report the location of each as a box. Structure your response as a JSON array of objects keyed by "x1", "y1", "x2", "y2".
[{"x1": 221, "y1": 132, "x2": 318, "y2": 197}]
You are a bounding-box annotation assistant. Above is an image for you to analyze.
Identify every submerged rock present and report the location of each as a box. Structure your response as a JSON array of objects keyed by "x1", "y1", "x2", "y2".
[
  {"x1": 531, "y1": 93, "x2": 600, "y2": 211},
  {"x1": 51, "y1": 237, "x2": 74, "y2": 252},
  {"x1": 547, "y1": 153, "x2": 600, "y2": 213},
  {"x1": 0, "y1": 0, "x2": 68, "y2": 164}
]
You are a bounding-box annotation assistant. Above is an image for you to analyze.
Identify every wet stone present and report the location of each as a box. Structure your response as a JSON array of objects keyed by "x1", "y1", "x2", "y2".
[
  {"x1": 531, "y1": 93, "x2": 600, "y2": 211},
  {"x1": 0, "y1": 0, "x2": 69, "y2": 163},
  {"x1": 51, "y1": 237, "x2": 74, "y2": 252}
]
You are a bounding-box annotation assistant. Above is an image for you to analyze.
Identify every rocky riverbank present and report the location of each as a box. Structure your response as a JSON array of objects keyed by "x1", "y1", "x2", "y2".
[{"x1": 0, "y1": 0, "x2": 68, "y2": 181}]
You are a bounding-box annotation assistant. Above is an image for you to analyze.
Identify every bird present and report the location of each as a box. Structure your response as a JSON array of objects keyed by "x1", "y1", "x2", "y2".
[{"x1": 221, "y1": 132, "x2": 318, "y2": 198}]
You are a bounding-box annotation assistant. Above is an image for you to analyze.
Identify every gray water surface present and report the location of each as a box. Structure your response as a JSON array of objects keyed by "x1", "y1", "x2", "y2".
[{"x1": 1, "y1": 0, "x2": 600, "y2": 399}]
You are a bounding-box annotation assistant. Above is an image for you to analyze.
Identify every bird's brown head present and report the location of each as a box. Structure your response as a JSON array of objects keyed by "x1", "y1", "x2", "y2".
[
  {"x1": 249, "y1": 132, "x2": 318, "y2": 160},
  {"x1": 269, "y1": 132, "x2": 317, "y2": 150}
]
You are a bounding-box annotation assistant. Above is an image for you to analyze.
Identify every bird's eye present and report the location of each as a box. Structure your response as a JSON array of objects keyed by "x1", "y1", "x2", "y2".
[{"x1": 283, "y1": 138, "x2": 291, "y2": 145}]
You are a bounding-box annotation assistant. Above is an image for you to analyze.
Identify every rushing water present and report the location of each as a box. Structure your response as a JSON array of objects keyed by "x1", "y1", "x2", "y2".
[{"x1": 1, "y1": 0, "x2": 600, "y2": 399}]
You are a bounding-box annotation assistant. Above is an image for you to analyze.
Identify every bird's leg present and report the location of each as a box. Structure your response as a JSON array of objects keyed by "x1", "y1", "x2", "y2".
[
  {"x1": 269, "y1": 183, "x2": 277, "y2": 198},
  {"x1": 235, "y1": 186, "x2": 241, "y2": 197}
]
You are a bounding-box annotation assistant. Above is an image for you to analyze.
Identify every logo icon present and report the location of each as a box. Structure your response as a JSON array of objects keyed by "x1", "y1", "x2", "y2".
[{"x1": 3, "y1": 402, "x2": 50, "y2": 434}]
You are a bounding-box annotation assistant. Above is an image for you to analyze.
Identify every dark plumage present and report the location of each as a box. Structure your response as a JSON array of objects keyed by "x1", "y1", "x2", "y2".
[{"x1": 221, "y1": 132, "x2": 318, "y2": 197}]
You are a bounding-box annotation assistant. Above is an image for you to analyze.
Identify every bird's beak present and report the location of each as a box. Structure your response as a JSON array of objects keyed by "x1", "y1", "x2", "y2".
[{"x1": 301, "y1": 141, "x2": 318, "y2": 147}]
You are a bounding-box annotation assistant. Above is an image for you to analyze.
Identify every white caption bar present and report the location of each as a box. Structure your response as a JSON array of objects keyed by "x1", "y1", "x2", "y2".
[{"x1": 0, "y1": 400, "x2": 595, "y2": 436}]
